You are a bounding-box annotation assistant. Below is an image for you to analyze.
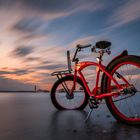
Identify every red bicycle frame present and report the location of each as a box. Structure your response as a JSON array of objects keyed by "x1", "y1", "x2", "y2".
[
  {"x1": 51, "y1": 44, "x2": 130, "y2": 100},
  {"x1": 68, "y1": 60, "x2": 129, "y2": 99}
]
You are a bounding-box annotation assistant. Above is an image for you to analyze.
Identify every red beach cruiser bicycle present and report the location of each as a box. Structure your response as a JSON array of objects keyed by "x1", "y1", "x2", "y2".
[{"x1": 51, "y1": 41, "x2": 140, "y2": 125}]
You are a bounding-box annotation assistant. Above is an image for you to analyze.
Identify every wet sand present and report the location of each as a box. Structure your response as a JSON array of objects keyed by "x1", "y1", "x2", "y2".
[{"x1": 0, "y1": 93, "x2": 139, "y2": 140}]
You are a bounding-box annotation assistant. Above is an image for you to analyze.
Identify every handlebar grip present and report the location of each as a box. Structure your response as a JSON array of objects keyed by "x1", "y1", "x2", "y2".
[
  {"x1": 73, "y1": 44, "x2": 92, "y2": 62},
  {"x1": 77, "y1": 44, "x2": 92, "y2": 49}
]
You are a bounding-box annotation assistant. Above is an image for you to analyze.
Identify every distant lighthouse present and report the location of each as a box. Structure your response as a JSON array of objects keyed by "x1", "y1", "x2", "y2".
[{"x1": 34, "y1": 85, "x2": 37, "y2": 92}]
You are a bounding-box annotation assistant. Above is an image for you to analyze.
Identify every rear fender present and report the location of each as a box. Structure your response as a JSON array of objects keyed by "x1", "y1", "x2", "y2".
[
  {"x1": 65, "y1": 74, "x2": 82, "y2": 81},
  {"x1": 107, "y1": 50, "x2": 128, "y2": 69}
]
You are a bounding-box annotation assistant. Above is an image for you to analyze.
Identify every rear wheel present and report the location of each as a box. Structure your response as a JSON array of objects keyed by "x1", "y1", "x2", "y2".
[
  {"x1": 102, "y1": 55, "x2": 140, "y2": 125},
  {"x1": 51, "y1": 75, "x2": 89, "y2": 110}
]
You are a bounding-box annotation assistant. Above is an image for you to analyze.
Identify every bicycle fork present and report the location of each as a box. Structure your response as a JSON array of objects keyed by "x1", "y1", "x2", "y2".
[{"x1": 62, "y1": 74, "x2": 77, "y2": 99}]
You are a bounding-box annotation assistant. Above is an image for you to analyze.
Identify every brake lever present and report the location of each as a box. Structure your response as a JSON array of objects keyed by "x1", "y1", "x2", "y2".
[
  {"x1": 91, "y1": 46, "x2": 96, "y2": 52},
  {"x1": 78, "y1": 48, "x2": 81, "y2": 52}
]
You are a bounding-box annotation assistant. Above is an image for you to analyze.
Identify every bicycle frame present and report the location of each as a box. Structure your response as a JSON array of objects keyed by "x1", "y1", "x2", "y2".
[
  {"x1": 52, "y1": 44, "x2": 130, "y2": 100},
  {"x1": 67, "y1": 60, "x2": 129, "y2": 99}
]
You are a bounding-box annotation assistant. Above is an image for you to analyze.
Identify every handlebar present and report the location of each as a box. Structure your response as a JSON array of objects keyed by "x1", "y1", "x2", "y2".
[
  {"x1": 77, "y1": 44, "x2": 92, "y2": 50},
  {"x1": 72, "y1": 44, "x2": 92, "y2": 62},
  {"x1": 72, "y1": 41, "x2": 111, "y2": 62}
]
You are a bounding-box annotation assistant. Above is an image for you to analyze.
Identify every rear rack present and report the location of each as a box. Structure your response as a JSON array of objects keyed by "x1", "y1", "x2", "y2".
[{"x1": 51, "y1": 50, "x2": 73, "y2": 79}]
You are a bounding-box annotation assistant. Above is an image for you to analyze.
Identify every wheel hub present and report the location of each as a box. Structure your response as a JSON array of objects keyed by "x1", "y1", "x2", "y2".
[
  {"x1": 66, "y1": 93, "x2": 74, "y2": 99},
  {"x1": 121, "y1": 85, "x2": 137, "y2": 95}
]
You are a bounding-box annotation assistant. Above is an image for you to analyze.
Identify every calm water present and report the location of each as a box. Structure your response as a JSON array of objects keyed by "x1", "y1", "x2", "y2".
[{"x1": 0, "y1": 92, "x2": 139, "y2": 140}]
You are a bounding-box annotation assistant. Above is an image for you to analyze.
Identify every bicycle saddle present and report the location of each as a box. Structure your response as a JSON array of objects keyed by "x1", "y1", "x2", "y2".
[{"x1": 95, "y1": 41, "x2": 111, "y2": 49}]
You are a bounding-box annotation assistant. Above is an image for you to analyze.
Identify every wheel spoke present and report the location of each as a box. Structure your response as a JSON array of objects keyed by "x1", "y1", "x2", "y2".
[
  {"x1": 106, "y1": 58, "x2": 140, "y2": 124},
  {"x1": 51, "y1": 76, "x2": 87, "y2": 110}
]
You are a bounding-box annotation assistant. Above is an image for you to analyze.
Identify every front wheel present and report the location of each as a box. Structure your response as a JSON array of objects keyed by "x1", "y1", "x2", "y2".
[
  {"x1": 51, "y1": 75, "x2": 89, "y2": 110},
  {"x1": 102, "y1": 55, "x2": 140, "y2": 125}
]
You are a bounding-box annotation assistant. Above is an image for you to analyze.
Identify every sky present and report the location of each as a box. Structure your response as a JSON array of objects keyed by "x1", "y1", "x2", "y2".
[{"x1": 0, "y1": 0, "x2": 140, "y2": 91}]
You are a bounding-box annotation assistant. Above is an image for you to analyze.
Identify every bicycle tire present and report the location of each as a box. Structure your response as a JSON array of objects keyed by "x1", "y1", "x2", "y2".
[
  {"x1": 102, "y1": 55, "x2": 140, "y2": 125},
  {"x1": 51, "y1": 75, "x2": 89, "y2": 110}
]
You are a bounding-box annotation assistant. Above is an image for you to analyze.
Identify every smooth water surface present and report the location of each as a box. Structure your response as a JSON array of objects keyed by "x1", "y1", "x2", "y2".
[{"x1": 0, "y1": 92, "x2": 139, "y2": 140}]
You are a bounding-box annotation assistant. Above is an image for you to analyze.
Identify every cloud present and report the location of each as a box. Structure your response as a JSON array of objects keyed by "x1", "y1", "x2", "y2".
[
  {"x1": 23, "y1": 0, "x2": 78, "y2": 13},
  {"x1": 11, "y1": 45, "x2": 34, "y2": 57},
  {"x1": 1, "y1": 0, "x2": 103, "y2": 19},
  {"x1": 10, "y1": 0, "x2": 104, "y2": 37},
  {"x1": 12, "y1": 17, "x2": 48, "y2": 36},
  {"x1": 24, "y1": 56, "x2": 42, "y2": 62},
  {"x1": 68, "y1": 35, "x2": 96, "y2": 49},
  {"x1": 22, "y1": 0, "x2": 102, "y2": 14},
  {"x1": 0, "y1": 69, "x2": 32, "y2": 76},
  {"x1": 39, "y1": 46, "x2": 68, "y2": 64},
  {"x1": 0, "y1": 76, "x2": 34, "y2": 91},
  {"x1": 106, "y1": 0, "x2": 140, "y2": 29},
  {"x1": 35, "y1": 63, "x2": 67, "y2": 70},
  {"x1": 39, "y1": 60, "x2": 53, "y2": 65},
  {"x1": 2, "y1": 0, "x2": 139, "y2": 91},
  {"x1": 0, "y1": 0, "x2": 18, "y2": 7}
]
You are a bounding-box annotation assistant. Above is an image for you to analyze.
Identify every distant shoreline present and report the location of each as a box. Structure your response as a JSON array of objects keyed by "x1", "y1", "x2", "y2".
[{"x1": 0, "y1": 91, "x2": 50, "y2": 93}]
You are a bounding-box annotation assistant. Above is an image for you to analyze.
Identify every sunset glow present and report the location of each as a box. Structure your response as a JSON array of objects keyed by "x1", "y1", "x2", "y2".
[{"x1": 0, "y1": 0, "x2": 140, "y2": 91}]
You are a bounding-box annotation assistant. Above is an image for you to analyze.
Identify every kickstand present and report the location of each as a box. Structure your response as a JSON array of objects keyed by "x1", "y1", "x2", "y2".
[{"x1": 85, "y1": 109, "x2": 93, "y2": 122}]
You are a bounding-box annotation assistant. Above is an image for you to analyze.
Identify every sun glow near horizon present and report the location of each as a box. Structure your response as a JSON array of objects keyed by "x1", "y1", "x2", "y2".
[{"x1": 0, "y1": 0, "x2": 139, "y2": 91}]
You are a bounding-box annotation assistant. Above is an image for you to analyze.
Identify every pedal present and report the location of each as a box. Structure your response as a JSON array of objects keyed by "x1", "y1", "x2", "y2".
[
  {"x1": 89, "y1": 101, "x2": 98, "y2": 109},
  {"x1": 88, "y1": 96, "x2": 100, "y2": 109}
]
